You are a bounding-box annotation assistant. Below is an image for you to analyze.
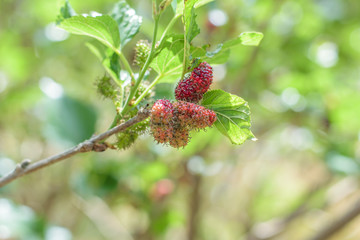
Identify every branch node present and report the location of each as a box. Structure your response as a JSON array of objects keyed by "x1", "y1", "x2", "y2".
[
  {"x1": 93, "y1": 143, "x2": 108, "y2": 152},
  {"x1": 138, "y1": 108, "x2": 151, "y2": 119},
  {"x1": 0, "y1": 110, "x2": 151, "y2": 188},
  {"x1": 79, "y1": 141, "x2": 94, "y2": 152},
  {"x1": 20, "y1": 159, "x2": 31, "y2": 169}
]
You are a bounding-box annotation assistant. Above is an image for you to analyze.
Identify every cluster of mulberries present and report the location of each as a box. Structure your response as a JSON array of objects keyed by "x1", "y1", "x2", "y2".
[
  {"x1": 150, "y1": 100, "x2": 216, "y2": 148},
  {"x1": 175, "y1": 62, "x2": 213, "y2": 103},
  {"x1": 150, "y1": 62, "x2": 216, "y2": 148}
]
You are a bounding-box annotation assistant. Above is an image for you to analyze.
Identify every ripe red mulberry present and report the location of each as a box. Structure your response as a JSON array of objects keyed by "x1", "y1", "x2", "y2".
[
  {"x1": 175, "y1": 62, "x2": 213, "y2": 103},
  {"x1": 173, "y1": 101, "x2": 217, "y2": 129}
]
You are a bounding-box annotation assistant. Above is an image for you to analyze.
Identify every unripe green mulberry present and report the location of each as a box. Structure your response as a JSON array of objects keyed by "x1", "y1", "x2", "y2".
[
  {"x1": 96, "y1": 75, "x2": 117, "y2": 99},
  {"x1": 134, "y1": 40, "x2": 151, "y2": 68},
  {"x1": 115, "y1": 110, "x2": 150, "y2": 150},
  {"x1": 115, "y1": 131, "x2": 139, "y2": 149}
]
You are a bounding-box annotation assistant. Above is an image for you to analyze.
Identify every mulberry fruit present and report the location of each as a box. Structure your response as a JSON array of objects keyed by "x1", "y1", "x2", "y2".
[
  {"x1": 150, "y1": 99, "x2": 176, "y2": 144},
  {"x1": 96, "y1": 76, "x2": 117, "y2": 100},
  {"x1": 175, "y1": 62, "x2": 213, "y2": 103},
  {"x1": 134, "y1": 40, "x2": 151, "y2": 68},
  {"x1": 151, "y1": 125, "x2": 174, "y2": 144},
  {"x1": 173, "y1": 101, "x2": 217, "y2": 129},
  {"x1": 150, "y1": 99, "x2": 216, "y2": 148},
  {"x1": 151, "y1": 99, "x2": 174, "y2": 125},
  {"x1": 169, "y1": 128, "x2": 190, "y2": 148}
]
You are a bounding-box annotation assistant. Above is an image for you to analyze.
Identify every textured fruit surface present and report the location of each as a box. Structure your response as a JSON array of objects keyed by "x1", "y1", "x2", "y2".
[
  {"x1": 175, "y1": 62, "x2": 213, "y2": 103},
  {"x1": 134, "y1": 40, "x2": 150, "y2": 67},
  {"x1": 115, "y1": 110, "x2": 150, "y2": 150},
  {"x1": 173, "y1": 101, "x2": 217, "y2": 129},
  {"x1": 115, "y1": 131, "x2": 138, "y2": 149},
  {"x1": 169, "y1": 128, "x2": 189, "y2": 148},
  {"x1": 150, "y1": 98, "x2": 216, "y2": 148},
  {"x1": 151, "y1": 99, "x2": 174, "y2": 125},
  {"x1": 151, "y1": 125, "x2": 174, "y2": 144},
  {"x1": 96, "y1": 76, "x2": 116, "y2": 99}
]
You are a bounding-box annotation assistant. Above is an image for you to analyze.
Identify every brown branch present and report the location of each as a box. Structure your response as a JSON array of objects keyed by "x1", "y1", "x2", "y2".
[
  {"x1": 72, "y1": 195, "x2": 134, "y2": 240},
  {"x1": 244, "y1": 178, "x2": 332, "y2": 240},
  {"x1": 306, "y1": 197, "x2": 360, "y2": 240},
  {"x1": 0, "y1": 109, "x2": 150, "y2": 188}
]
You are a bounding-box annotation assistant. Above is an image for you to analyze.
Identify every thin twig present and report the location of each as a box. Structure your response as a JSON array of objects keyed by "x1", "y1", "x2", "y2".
[
  {"x1": 245, "y1": 178, "x2": 331, "y2": 240},
  {"x1": 73, "y1": 195, "x2": 134, "y2": 240},
  {"x1": 306, "y1": 197, "x2": 360, "y2": 240},
  {"x1": 0, "y1": 109, "x2": 150, "y2": 188}
]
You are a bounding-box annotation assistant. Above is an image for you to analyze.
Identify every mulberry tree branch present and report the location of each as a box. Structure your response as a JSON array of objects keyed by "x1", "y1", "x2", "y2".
[
  {"x1": 306, "y1": 197, "x2": 360, "y2": 240},
  {"x1": 0, "y1": 109, "x2": 150, "y2": 188}
]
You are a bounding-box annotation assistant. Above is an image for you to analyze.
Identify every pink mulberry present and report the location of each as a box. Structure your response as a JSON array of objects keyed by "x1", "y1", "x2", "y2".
[
  {"x1": 151, "y1": 125, "x2": 174, "y2": 144},
  {"x1": 150, "y1": 98, "x2": 216, "y2": 148},
  {"x1": 173, "y1": 101, "x2": 217, "y2": 129},
  {"x1": 169, "y1": 128, "x2": 190, "y2": 148},
  {"x1": 151, "y1": 99, "x2": 174, "y2": 125}
]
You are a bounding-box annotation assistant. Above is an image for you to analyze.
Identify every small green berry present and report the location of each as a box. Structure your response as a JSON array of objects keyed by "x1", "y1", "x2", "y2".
[
  {"x1": 96, "y1": 75, "x2": 117, "y2": 99},
  {"x1": 134, "y1": 40, "x2": 151, "y2": 68}
]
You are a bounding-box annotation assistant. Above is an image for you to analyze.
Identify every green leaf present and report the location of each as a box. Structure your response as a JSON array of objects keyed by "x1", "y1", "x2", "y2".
[
  {"x1": 159, "y1": 0, "x2": 173, "y2": 13},
  {"x1": 174, "y1": 0, "x2": 213, "y2": 15},
  {"x1": 43, "y1": 96, "x2": 97, "y2": 145},
  {"x1": 206, "y1": 50, "x2": 230, "y2": 64},
  {"x1": 151, "y1": 35, "x2": 184, "y2": 82},
  {"x1": 110, "y1": 1, "x2": 142, "y2": 48},
  {"x1": 224, "y1": 32, "x2": 264, "y2": 48},
  {"x1": 56, "y1": 0, "x2": 77, "y2": 24},
  {"x1": 107, "y1": 52, "x2": 121, "y2": 79},
  {"x1": 174, "y1": 0, "x2": 184, "y2": 16},
  {"x1": 151, "y1": 35, "x2": 205, "y2": 83},
  {"x1": 86, "y1": 41, "x2": 121, "y2": 82},
  {"x1": 202, "y1": 89, "x2": 255, "y2": 145},
  {"x1": 194, "y1": 0, "x2": 214, "y2": 8},
  {"x1": 203, "y1": 32, "x2": 263, "y2": 63},
  {"x1": 171, "y1": 0, "x2": 177, "y2": 13},
  {"x1": 184, "y1": 0, "x2": 200, "y2": 43},
  {"x1": 325, "y1": 152, "x2": 360, "y2": 175},
  {"x1": 59, "y1": 15, "x2": 121, "y2": 50},
  {"x1": 204, "y1": 44, "x2": 230, "y2": 64}
]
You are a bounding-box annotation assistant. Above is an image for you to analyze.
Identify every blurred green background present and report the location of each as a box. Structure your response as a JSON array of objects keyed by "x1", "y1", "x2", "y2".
[{"x1": 1, "y1": 0, "x2": 360, "y2": 239}]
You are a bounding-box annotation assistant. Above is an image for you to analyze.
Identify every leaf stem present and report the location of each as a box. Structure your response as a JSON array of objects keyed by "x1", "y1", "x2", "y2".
[
  {"x1": 109, "y1": 12, "x2": 180, "y2": 128},
  {"x1": 181, "y1": 4, "x2": 188, "y2": 80},
  {"x1": 120, "y1": 16, "x2": 160, "y2": 115},
  {"x1": 132, "y1": 74, "x2": 163, "y2": 107},
  {"x1": 181, "y1": 30, "x2": 187, "y2": 80},
  {"x1": 114, "y1": 49, "x2": 136, "y2": 84},
  {"x1": 157, "y1": 14, "x2": 181, "y2": 50}
]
